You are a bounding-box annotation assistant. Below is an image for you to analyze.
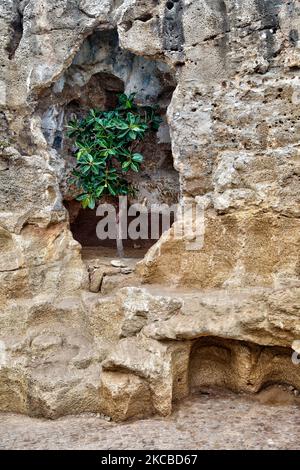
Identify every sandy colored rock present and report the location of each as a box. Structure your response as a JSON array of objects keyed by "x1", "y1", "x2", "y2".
[
  {"x1": 138, "y1": 210, "x2": 300, "y2": 289},
  {"x1": 119, "y1": 287, "x2": 182, "y2": 337},
  {"x1": 0, "y1": 0, "x2": 300, "y2": 422},
  {"x1": 100, "y1": 372, "x2": 154, "y2": 422},
  {"x1": 3, "y1": 389, "x2": 300, "y2": 449},
  {"x1": 103, "y1": 334, "x2": 192, "y2": 417}
]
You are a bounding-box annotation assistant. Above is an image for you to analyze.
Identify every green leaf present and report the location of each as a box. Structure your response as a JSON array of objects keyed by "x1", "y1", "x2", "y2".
[
  {"x1": 76, "y1": 193, "x2": 88, "y2": 201},
  {"x1": 88, "y1": 197, "x2": 96, "y2": 210},
  {"x1": 97, "y1": 138, "x2": 109, "y2": 148},
  {"x1": 107, "y1": 183, "x2": 117, "y2": 196},
  {"x1": 131, "y1": 162, "x2": 139, "y2": 172},
  {"x1": 82, "y1": 165, "x2": 91, "y2": 174},
  {"x1": 117, "y1": 130, "x2": 130, "y2": 139},
  {"x1": 122, "y1": 161, "x2": 131, "y2": 171},
  {"x1": 92, "y1": 166, "x2": 100, "y2": 175},
  {"x1": 114, "y1": 120, "x2": 129, "y2": 130},
  {"x1": 82, "y1": 198, "x2": 90, "y2": 209},
  {"x1": 132, "y1": 153, "x2": 143, "y2": 163},
  {"x1": 127, "y1": 113, "x2": 135, "y2": 124},
  {"x1": 96, "y1": 185, "x2": 105, "y2": 197},
  {"x1": 128, "y1": 131, "x2": 136, "y2": 140}
]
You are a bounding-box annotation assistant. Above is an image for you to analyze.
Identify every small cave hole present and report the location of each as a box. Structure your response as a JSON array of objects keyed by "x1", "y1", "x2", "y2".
[
  {"x1": 137, "y1": 13, "x2": 153, "y2": 22},
  {"x1": 66, "y1": 201, "x2": 176, "y2": 261},
  {"x1": 122, "y1": 21, "x2": 133, "y2": 32},
  {"x1": 6, "y1": 10, "x2": 24, "y2": 60}
]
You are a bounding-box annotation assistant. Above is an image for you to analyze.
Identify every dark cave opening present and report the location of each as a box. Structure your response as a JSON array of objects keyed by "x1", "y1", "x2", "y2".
[
  {"x1": 65, "y1": 200, "x2": 176, "y2": 257},
  {"x1": 6, "y1": 7, "x2": 24, "y2": 60},
  {"x1": 188, "y1": 337, "x2": 300, "y2": 396},
  {"x1": 39, "y1": 28, "x2": 179, "y2": 258}
]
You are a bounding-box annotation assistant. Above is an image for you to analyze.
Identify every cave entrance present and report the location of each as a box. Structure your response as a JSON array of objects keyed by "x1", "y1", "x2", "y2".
[{"x1": 39, "y1": 29, "x2": 179, "y2": 261}]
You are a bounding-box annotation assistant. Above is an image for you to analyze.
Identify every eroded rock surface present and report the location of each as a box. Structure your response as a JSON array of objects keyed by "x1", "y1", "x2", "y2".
[{"x1": 0, "y1": 0, "x2": 300, "y2": 421}]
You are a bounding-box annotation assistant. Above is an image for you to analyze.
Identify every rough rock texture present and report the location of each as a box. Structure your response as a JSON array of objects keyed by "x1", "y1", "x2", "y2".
[
  {"x1": 0, "y1": 0, "x2": 300, "y2": 421},
  {"x1": 3, "y1": 389, "x2": 300, "y2": 449},
  {"x1": 139, "y1": 0, "x2": 300, "y2": 290}
]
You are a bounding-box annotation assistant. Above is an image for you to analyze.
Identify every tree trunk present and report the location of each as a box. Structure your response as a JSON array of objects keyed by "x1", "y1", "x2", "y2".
[{"x1": 116, "y1": 205, "x2": 124, "y2": 258}]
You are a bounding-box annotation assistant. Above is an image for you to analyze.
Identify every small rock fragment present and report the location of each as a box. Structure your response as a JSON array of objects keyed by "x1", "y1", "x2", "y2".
[
  {"x1": 111, "y1": 259, "x2": 127, "y2": 268},
  {"x1": 121, "y1": 267, "x2": 133, "y2": 275}
]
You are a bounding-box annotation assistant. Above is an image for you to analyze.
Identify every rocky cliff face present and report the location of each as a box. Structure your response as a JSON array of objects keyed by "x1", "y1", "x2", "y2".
[{"x1": 0, "y1": 0, "x2": 300, "y2": 420}]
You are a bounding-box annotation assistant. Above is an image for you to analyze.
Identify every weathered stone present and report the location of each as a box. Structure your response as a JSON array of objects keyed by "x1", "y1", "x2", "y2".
[
  {"x1": 140, "y1": 286, "x2": 300, "y2": 347},
  {"x1": 0, "y1": 295, "x2": 105, "y2": 417},
  {"x1": 0, "y1": 368, "x2": 29, "y2": 414},
  {"x1": 0, "y1": 0, "x2": 300, "y2": 422},
  {"x1": 100, "y1": 272, "x2": 139, "y2": 296},
  {"x1": 110, "y1": 260, "x2": 127, "y2": 268},
  {"x1": 118, "y1": 287, "x2": 182, "y2": 337},
  {"x1": 120, "y1": 267, "x2": 133, "y2": 274},
  {"x1": 138, "y1": 211, "x2": 300, "y2": 289},
  {"x1": 100, "y1": 372, "x2": 154, "y2": 422},
  {"x1": 103, "y1": 335, "x2": 192, "y2": 417},
  {"x1": 189, "y1": 337, "x2": 300, "y2": 394},
  {"x1": 89, "y1": 268, "x2": 105, "y2": 293}
]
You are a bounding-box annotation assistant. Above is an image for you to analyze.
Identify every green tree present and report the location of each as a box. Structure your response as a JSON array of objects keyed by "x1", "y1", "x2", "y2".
[{"x1": 67, "y1": 93, "x2": 161, "y2": 257}]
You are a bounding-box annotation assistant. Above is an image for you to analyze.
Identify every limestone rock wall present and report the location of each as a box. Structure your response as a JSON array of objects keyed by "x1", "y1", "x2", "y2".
[
  {"x1": 139, "y1": 0, "x2": 300, "y2": 290},
  {"x1": 0, "y1": 0, "x2": 300, "y2": 420}
]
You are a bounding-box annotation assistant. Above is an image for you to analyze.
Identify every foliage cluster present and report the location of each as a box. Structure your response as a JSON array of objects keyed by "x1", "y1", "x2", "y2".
[{"x1": 67, "y1": 93, "x2": 161, "y2": 209}]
